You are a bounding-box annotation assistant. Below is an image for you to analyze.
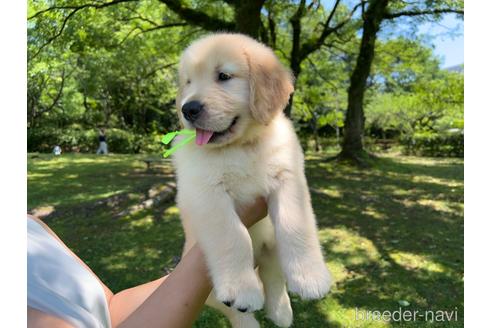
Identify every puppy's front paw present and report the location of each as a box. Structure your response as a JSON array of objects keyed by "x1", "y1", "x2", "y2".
[
  {"x1": 216, "y1": 274, "x2": 264, "y2": 312},
  {"x1": 286, "y1": 261, "x2": 332, "y2": 300}
]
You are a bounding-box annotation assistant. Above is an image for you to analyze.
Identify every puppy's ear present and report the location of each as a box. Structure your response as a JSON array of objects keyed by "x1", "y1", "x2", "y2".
[{"x1": 247, "y1": 49, "x2": 294, "y2": 125}]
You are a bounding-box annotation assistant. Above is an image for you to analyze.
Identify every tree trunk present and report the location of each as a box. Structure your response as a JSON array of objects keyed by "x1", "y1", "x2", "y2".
[
  {"x1": 234, "y1": 0, "x2": 265, "y2": 38},
  {"x1": 285, "y1": 0, "x2": 305, "y2": 118},
  {"x1": 284, "y1": 58, "x2": 301, "y2": 118},
  {"x1": 339, "y1": 0, "x2": 389, "y2": 162},
  {"x1": 310, "y1": 115, "x2": 320, "y2": 152}
]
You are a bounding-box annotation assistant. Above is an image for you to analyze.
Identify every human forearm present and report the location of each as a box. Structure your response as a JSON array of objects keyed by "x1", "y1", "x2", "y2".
[
  {"x1": 116, "y1": 245, "x2": 211, "y2": 328},
  {"x1": 113, "y1": 197, "x2": 267, "y2": 327}
]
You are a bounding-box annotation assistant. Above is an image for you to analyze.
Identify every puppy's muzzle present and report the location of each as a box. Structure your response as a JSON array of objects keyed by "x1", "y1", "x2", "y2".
[{"x1": 182, "y1": 101, "x2": 204, "y2": 123}]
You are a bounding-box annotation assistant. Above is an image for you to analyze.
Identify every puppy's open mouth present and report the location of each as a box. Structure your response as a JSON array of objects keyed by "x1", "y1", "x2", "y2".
[{"x1": 195, "y1": 116, "x2": 239, "y2": 146}]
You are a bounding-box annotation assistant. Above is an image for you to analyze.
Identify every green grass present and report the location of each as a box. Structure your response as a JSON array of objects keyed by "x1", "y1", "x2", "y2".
[{"x1": 27, "y1": 152, "x2": 464, "y2": 327}]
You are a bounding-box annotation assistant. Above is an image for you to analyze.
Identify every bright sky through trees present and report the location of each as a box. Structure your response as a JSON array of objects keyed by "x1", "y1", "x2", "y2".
[{"x1": 419, "y1": 14, "x2": 463, "y2": 68}]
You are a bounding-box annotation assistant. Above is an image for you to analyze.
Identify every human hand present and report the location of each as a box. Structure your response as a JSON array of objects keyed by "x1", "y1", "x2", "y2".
[{"x1": 237, "y1": 197, "x2": 268, "y2": 228}]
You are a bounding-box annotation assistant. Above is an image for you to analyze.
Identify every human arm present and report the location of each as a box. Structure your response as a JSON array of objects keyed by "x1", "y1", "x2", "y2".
[
  {"x1": 113, "y1": 244, "x2": 211, "y2": 328},
  {"x1": 110, "y1": 197, "x2": 268, "y2": 327},
  {"x1": 27, "y1": 197, "x2": 267, "y2": 328}
]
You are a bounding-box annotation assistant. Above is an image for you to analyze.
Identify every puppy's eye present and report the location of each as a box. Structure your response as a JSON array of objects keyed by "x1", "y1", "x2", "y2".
[
  {"x1": 218, "y1": 72, "x2": 231, "y2": 81},
  {"x1": 186, "y1": 79, "x2": 191, "y2": 85}
]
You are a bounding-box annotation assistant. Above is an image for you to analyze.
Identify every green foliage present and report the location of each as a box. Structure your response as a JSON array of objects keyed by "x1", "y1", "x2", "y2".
[
  {"x1": 401, "y1": 130, "x2": 464, "y2": 157},
  {"x1": 28, "y1": 0, "x2": 190, "y2": 147},
  {"x1": 294, "y1": 48, "x2": 349, "y2": 132},
  {"x1": 27, "y1": 127, "x2": 164, "y2": 154},
  {"x1": 27, "y1": 0, "x2": 464, "y2": 156},
  {"x1": 365, "y1": 38, "x2": 464, "y2": 157}
]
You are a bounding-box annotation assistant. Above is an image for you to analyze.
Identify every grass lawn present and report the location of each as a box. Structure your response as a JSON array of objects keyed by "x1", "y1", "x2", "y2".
[{"x1": 27, "y1": 151, "x2": 464, "y2": 327}]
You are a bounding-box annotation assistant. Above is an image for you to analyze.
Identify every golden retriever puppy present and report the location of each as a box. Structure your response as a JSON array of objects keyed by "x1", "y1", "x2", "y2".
[{"x1": 172, "y1": 33, "x2": 331, "y2": 328}]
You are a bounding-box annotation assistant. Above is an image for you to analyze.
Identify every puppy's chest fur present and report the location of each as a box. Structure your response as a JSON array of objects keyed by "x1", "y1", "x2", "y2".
[
  {"x1": 215, "y1": 146, "x2": 280, "y2": 203},
  {"x1": 177, "y1": 141, "x2": 282, "y2": 204},
  {"x1": 174, "y1": 117, "x2": 298, "y2": 206}
]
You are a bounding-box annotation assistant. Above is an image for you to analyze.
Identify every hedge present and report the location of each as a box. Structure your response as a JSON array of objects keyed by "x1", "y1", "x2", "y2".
[
  {"x1": 401, "y1": 130, "x2": 463, "y2": 157},
  {"x1": 27, "y1": 127, "x2": 163, "y2": 154}
]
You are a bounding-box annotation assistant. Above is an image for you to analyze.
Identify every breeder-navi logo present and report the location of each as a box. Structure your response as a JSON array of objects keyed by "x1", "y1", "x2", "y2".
[{"x1": 355, "y1": 307, "x2": 459, "y2": 322}]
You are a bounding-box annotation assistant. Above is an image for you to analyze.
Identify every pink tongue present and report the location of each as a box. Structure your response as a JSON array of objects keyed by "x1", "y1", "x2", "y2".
[{"x1": 195, "y1": 128, "x2": 214, "y2": 146}]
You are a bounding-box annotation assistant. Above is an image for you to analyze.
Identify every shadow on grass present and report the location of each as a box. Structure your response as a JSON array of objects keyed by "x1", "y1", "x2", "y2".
[
  {"x1": 29, "y1": 153, "x2": 464, "y2": 327},
  {"x1": 307, "y1": 154, "x2": 463, "y2": 325},
  {"x1": 45, "y1": 202, "x2": 185, "y2": 288}
]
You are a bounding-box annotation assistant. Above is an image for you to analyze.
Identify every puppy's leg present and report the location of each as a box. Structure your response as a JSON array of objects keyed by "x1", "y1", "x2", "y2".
[
  {"x1": 179, "y1": 188, "x2": 264, "y2": 312},
  {"x1": 258, "y1": 248, "x2": 293, "y2": 327},
  {"x1": 206, "y1": 294, "x2": 260, "y2": 328},
  {"x1": 250, "y1": 218, "x2": 293, "y2": 327},
  {"x1": 268, "y1": 174, "x2": 332, "y2": 300}
]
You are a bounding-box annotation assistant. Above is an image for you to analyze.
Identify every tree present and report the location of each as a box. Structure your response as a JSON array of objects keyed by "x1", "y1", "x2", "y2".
[
  {"x1": 285, "y1": 0, "x2": 359, "y2": 116},
  {"x1": 28, "y1": 0, "x2": 362, "y2": 119},
  {"x1": 338, "y1": 0, "x2": 463, "y2": 163},
  {"x1": 27, "y1": 0, "x2": 464, "y2": 157},
  {"x1": 27, "y1": 0, "x2": 189, "y2": 152}
]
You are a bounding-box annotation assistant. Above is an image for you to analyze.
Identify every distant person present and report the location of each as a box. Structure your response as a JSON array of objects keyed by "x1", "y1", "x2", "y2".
[
  {"x1": 53, "y1": 145, "x2": 62, "y2": 156},
  {"x1": 96, "y1": 129, "x2": 108, "y2": 155}
]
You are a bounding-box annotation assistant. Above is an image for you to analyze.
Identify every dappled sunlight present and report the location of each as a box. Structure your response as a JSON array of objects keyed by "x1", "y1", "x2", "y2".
[
  {"x1": 390, "y1": 187, "x2": 416, "y2": 197},
  {"x1": 164, "y1": 206, "x2": 180, "y2": 216},
  {"x1": 320, "y1": 228, "x2": 382, "y2": 268},
  {"x1": 389, "y1": 252, "x2": 447, "y2": 274},
  {"x1": 30, "y1": 205, "x2": 55, "y2": 218},
  {"x1": 27, "y1": 0, "x2": 464, "y2": 324},
  {"x1": 28, "y1": 153, "x2": 463, "y2": 326},
  {"x1": 316, "y1": 297, "x2": 390, "y2": 328},
  {"x1": 28, "y1": 172, "x2": 53, "y2": 179},
  {"x1": 304, "y1": 152, "x2": 463, "y2": 322},
  {"x1": 28, "y1": 154, "x2": 176, "y2": 209},
  {"x1": 100, "y1": 247, "x2": 163, "y2": 273},
  {"x1": 417, "y1": 199, "x2": 457, "y2": 214},
  {"x1": 310, "y1": 187, "x2": 342, "y2": 199},
  {"x1": 412, "y1": 175, "x2": 463, "y2": 188},
  {"x1": 128, "y1": 215, "x2": 155, "y2": 228},
  {"x1": 71, "y1": 190, "x2": 125, "y2": 203},
  {"x1": 362, "y1": 206, "x2": 388, "y2": 220},
  {"x1": 63, "y1": 174, "x2": 79, "y2": 179}
]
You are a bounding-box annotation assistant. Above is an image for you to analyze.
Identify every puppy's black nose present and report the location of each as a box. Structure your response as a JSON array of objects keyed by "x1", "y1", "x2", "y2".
[{"x1": 182, "y1": 101, "x2": 203, "y2": 122}]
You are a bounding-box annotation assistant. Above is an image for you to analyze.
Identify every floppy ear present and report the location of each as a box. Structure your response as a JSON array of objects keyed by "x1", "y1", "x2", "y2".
[{"x1": 247, "y1": 49, "x2": 294, "y2": 125}]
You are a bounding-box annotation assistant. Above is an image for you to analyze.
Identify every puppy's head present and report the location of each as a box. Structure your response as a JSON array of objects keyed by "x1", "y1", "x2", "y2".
[{"x1": 176, "y1": 33, "x2": 294, "y2": 147}]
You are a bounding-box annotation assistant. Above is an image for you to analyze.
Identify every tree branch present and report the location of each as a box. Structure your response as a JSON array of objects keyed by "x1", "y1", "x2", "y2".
[
  {"x1": 118, "y1": 26, "x2": 140, "y2": 45},
  {"x1": 306, "y1": 57, "x2": 339, "y2": 91},
  {"x1": 259, "y1": 20, "x2": 269, "y2": 45},
  {"x1": 143, "y1": 62, "x2": 178, "y2": 79},
  {"x1": 384, "y1": 8, "x2": 464, "y2": 19},
  {"x1": 299, "y1": 0, "x2": 363, "y2": 60},
  {"x1": 289, "y1": 0, "x2": 307, "y2": 74},
  {"x1": 133, "y1": 22, "x2": 188, "y2": 37},
  {"x1": 36, "y1": 69, "x2": 67, "y2": 117},
  {"x1": 325, "y1": 0, "x2": 342, "y2": 29},
  {"x1": 28, "y1": 0, "x2": 139, "y2": 59},
  {"x1": 158, "y1": 0, "x2": 235, "y2": 32},
  {"x1": 267, "y1": 8, "x2": 277, "y2": 49},
  {"x1": 119, "y1": 15, "x2": 159, "y2": 26},
  {"x1": 30, "y1": 7, "x2": 82, "y2": 59},
  {"x1": 28, "y1": 0, "x2": 138, "y2": 20}
]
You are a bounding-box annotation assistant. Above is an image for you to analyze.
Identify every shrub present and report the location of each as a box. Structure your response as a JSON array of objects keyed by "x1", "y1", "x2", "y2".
[
  {"x1": 27, "y1": 127, "x2": 165, "y2": 154},
  {"x1": 401, "y1": 129, "x2": 463, "y2": 157}
]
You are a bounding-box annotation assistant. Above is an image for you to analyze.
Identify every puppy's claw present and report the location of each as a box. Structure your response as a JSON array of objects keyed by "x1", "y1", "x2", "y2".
[{"x1": 215, "y1": 276, "x2": 265, "y2": 313}]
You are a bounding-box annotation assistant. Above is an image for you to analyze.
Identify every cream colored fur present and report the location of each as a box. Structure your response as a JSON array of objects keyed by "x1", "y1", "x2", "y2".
[{"x1": 172, "y1": 33, "x2": 331, "y2": 328}]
